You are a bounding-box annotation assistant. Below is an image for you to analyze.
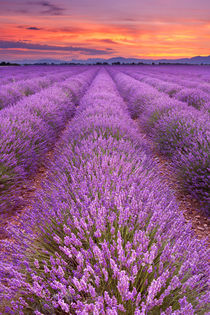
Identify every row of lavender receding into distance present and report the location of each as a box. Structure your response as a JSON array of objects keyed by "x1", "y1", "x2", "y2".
[
  {"x1": 0, "y1": 67, "x2": 90, "y2": 109},
  {"x1": 109, "y1": 67, "x2": 210, "y2": 215},
  {"x1": 0, "y1": 69, "x2": 209, "y2": 314},
  {"x1": 121, "y1": 67, "x2": 210, "y2": 112},
  {"x1": 138, "y1": 65, "x2": 210, "y2": 84},
  {"x1": 0, "y1": 66, "x2": 72, "y2": 86},
  {"x1": 0, "y1": 67, "x2": 98, "y2": 218}
]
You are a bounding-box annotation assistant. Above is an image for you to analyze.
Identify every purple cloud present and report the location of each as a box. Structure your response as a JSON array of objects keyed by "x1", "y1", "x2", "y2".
[
  {"x1": 35, "y1": 1, "x2": 64, "y2": 15},
  {"x1": 26, "y1": 27, "x2": 42, "y2": 30},
  {"x1": 0, "y1": 0, "x2": 65, "y2": 16},
  {"x1": 0, "y1": 41, "x2": 114, "y2": 55}
]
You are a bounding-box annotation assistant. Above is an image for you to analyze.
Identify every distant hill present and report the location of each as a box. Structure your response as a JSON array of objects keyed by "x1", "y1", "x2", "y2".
[
  {"x1": 10, "y1": 55, "x2": 210, "y2": 65},
  {"x1": 71, "y1": 56, "x2": 210, "y2": 65}
]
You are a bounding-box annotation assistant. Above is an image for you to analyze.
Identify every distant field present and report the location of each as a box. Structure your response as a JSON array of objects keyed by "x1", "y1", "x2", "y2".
[{"x1": 0, "y1": 65, "x2": 209, "y2": 314}]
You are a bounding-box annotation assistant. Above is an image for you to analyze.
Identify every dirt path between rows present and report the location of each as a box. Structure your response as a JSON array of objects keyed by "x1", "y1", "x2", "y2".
[{"x1": 135, "y1": 120, "x2": 210, "y2": 244}]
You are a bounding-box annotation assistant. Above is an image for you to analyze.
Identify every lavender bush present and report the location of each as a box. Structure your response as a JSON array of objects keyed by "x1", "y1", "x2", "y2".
[
  {"x1": 0, "y1": 70, "x2": 209, "y2": 314},
  {"x1": 153, "y1": 108, "x2": 210, "y2": 214},
  {"x1": 175, "y1": 88, "x2": 210, "y2": 109},
  {"x1": 140, "y1": 96, "x2": 186, "y2": 133},
  {"x1": 111, "y1": 71, "x2": 160, "y2": 119}
]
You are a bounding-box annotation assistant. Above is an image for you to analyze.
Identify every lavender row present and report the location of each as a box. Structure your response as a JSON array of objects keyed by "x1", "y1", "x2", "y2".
[
  {"x1": 146, "y1": 72, "x2": 210, "y2": 110},
  {"x1": 0, "y1": 68, "x2": 83, "y2": 110},
  {"x1": 123, "y1": 70, "x2": 210, "y2": 111},
  {"x1": 0, "y1": 65, "x2": 84, "y2": 86},
  {"x1": 149, "y1": 71, "x2": 210, "y2": 93},
  {"x1": 0, "y1": 69, "x2": 209, "y2": 314},
  {"x1": 0, "y1": 69, "x2": 97, "y2": 217},
  {"x1": 143, "y1": 65, "x2": 210, "y2": 83},
  {"x1": 125, "y1": 65, "x2": 210, "y2": 85},
  {"x1": 109, "y1": 70, "x2": 185, "y2": 119},
  {"x1": 0, "y1": 66, "x2": 62, "y2": 86},
  {"x1": 0, "y1": 68, "x2": 81, "y2": 109},
  {"x1": 111, "y1": 70, "x2": 210, "y2": 215}
]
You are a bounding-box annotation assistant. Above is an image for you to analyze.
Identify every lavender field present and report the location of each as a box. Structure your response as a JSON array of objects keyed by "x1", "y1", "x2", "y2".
[{"x1": 0, "y1": 65, "x2": 209, "y2": 314}]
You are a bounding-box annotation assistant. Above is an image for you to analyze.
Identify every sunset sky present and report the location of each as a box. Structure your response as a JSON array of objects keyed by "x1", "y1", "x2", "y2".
[{"x1": 0, "y1": 0, "x2": 210, "y2": 61}]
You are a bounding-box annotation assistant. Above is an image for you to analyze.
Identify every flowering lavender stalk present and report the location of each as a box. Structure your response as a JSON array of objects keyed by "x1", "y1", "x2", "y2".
[{"x1": 0, "y1": 69, "x2": 209, "y2": 314}]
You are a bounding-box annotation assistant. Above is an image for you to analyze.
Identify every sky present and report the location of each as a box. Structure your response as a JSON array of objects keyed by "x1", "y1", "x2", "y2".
[{"x1": 0, "y1": 0, "x2": 210, "y2": 61}]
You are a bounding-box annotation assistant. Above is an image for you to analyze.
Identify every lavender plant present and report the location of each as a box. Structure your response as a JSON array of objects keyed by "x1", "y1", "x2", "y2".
[
  {"x1": 111, "y1": 71, "x2": 160, "y2": 119},
  {"x1": 154, "y1": 108, "x2": 210, "y2": 214},
  {"x1": 175, "y1": 88, "x2": 210, "y2": 109}
]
